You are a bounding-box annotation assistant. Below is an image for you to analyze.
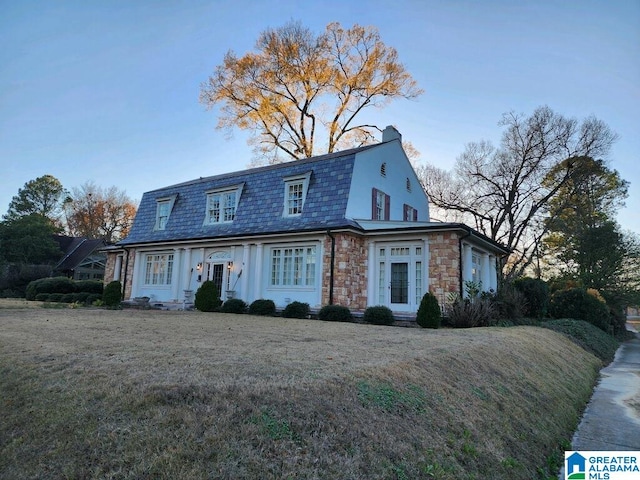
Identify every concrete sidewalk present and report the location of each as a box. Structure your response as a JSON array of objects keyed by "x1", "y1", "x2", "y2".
[{"x1": 559, "y1": 323, "x2": 640, "y2": 477}]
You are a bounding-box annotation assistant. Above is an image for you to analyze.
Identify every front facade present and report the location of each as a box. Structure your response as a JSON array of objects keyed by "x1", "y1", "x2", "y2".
[{"x1": 105, "y1": 127, "x2": 509, "y2": 313}]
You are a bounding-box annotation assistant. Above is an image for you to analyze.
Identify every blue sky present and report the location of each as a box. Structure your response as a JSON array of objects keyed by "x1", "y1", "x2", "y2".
[{"x1": 1, "y1": 0, "x2": 638, "y2": 233}]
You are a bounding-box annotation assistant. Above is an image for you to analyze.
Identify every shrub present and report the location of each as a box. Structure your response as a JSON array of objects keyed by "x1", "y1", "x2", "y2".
[
  {"x1": 248, "y1": 299, "x2": 276, "y2": 316},
  {"x1": 446, "y1": 297, "x2": 497, "y2": 328},
  {"x1": 86, "y1": 293, "x2": 102, "y2": 305},
  {"x1": 60, "y1": 293, "x2": 76, "y2": 303},
  {"x1": 220, "y1": 298, "x2": 247, "y2": 314},
  {"x1": 416, "y1": 292, "x2": 441, "y2": 328},
  {"x1": 75, "y1": 292, "x2": 90, "y2": 303},
  {"x1": 102, "y1": 280, "x2": 123, "y2": 308},
  {"x1": 282, "y1": 301, "x2": 310, "y2": 319},
  {"x1": 48, "y1": 293, "x2": 64, "y2": 302},
  {"x1": 493, "y1": 284, "x2": 526, "y2": 320},
  {"x1": 364, "y1": 305, "x2": 394, "y2": 325},
  {"x1": 35, "y1": 293, "x2": 50, "y2": 302},
  {"x1": 26, "y1": 276, "x2": 77, "y2": 300},
  {"x1": 549, "y1": 288, "x2": 610, "y2": 332},
  {"x1": 542, "y1": 319, "x2": 619, "y2": 364},
  {"x1": 318, "y1": 305, "x2": 352, "y2": 322},
  {"x1": 74, "y1": 280, "x2": 104, "y2": 294},
  {"x1": 194, "y1": 280, "x2": 221, "y2": 312},
  {"x1": 514, "y1": 277, "x2": 549, "y2": 318}
]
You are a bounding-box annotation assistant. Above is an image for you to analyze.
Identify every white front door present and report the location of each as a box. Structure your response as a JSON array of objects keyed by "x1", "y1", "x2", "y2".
[{"x1": 374, "y1": 244, "x2": 425, "y2": 313}]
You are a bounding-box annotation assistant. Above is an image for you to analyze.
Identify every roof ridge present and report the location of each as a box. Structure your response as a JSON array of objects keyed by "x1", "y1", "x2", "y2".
[{"x1": 148, "y1": 143, "x2": 380, "y2": 193}]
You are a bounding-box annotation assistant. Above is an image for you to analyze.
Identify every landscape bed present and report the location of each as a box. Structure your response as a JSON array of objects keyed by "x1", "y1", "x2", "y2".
[{"x1": 0, "y1": 301, "x2": 605, "y2": 479}]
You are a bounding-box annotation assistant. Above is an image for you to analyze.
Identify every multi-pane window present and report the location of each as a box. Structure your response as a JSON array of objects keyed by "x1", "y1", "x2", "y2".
[
  {"x1": 287, "y1": 182, "x2": 304, "y2": 215},
  {"x1": 403, "y1": 204, "x2": 418, "y2": 222},
  {"x1": 283, "y1": 172, "x2": 311, "y2": 217},
  {"x1": 415, "y1": 261, "x2": 423, "y2": 305},
  {"x1": 207, "y1": 190, "x2": 237, "y2": 224},
  {"x1": 270, "y1": 246, "x2": 316, "y2": 286},
  {"x1": 156, "y1": 200, "x2": 171, "y2": 230},
  {"x1": 154, "y1": 195, "x2": 177, "y2": 231},
  {"x1": 372, "y1": 188, "x2": 390, "y2": 220},
  {"x1": 144, "y1": 254, "x2": 174, "y2": 285},
  {"x1": 472, "y1": 253, "x2": 482, "y2": 284}
]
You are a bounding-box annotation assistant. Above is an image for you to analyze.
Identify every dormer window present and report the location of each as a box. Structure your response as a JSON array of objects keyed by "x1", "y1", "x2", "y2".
[
  {"x1": 154, "y1": 195, "x2": 177, "y2": 231},
  {"x1": 283, "y1": 171, "x2": 311, "y2": 217},
  {"x1": 205, "y1": 184, "x2": 243, "y2": 225}
]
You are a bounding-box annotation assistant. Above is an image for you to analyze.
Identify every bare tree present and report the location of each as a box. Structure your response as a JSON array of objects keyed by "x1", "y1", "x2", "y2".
[
  {"x1": 417, "y1": 106, "x2": 618, "y2": 279},
  {"x1": 64, "y1": 182, "x2": 137, "y2": 243},
  {"x1": 200, "y1": 21, "x2": 422, "y2": 163}
]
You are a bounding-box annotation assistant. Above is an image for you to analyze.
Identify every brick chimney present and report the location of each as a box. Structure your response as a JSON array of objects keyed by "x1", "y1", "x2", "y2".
[{"x1": 382, "y1": 125, "x2": 402, "y2": 143}]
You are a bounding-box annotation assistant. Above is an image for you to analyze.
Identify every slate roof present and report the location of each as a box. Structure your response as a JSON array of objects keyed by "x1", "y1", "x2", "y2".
[{"x1": 119, "y1": 145, "x2": 377, "y2": 246}]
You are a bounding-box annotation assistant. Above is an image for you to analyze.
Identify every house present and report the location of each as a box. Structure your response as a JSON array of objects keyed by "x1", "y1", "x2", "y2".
[
  {"x1": 103, "y1": 126, "x2": 509, "y2": 313},
  {"x1": 54, "y1": 236, "x2": 108, "y2": 280}
]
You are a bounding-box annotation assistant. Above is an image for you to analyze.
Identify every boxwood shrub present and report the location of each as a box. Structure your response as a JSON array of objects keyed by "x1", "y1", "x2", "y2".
[
  {"x1": 318, "y1": 305, "x2": 352, "y2": 322},
  {"x1": 248, "y1": 299, "x2": 276, "y2": 316},
  {"x1": 221, "y1": 298, "x2": 247, "y2": 314},
  {"x1": 102, "y1": 280, "x2": 123, "y2": 308},
  {"x1": 282, "y1": 301, "x2": 310, "y2": 319},
  {"x1": 416, "y1": 292, "x2": 441, "y2": 328},
  {"x1": 364, "y1": 305, "x2": 394, "y2": 325},
  {"x1": 194, "y1": 280, "x2": 222, "y2": 312}
]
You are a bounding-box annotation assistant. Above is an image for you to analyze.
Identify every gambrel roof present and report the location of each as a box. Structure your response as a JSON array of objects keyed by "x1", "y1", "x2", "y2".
[{"x1": 119, "y1": 144, "x2": 380, "y2": 246}]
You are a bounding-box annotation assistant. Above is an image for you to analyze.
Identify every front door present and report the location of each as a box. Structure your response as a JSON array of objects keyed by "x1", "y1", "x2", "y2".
[
  {"x1": 207, "y1": 263, "x2": 224, "y2": 298},
  {"x1": 390, "y1": 262, "x2": 409, "y2": 305}
]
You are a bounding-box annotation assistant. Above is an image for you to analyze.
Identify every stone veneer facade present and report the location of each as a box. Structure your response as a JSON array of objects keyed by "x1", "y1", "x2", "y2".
[
  {"x1": 321, "y1": 232, "x2": 368, "y2": 310},
  {"x1": 426, "y1": 231, "x2": 462, "y2": 306}
]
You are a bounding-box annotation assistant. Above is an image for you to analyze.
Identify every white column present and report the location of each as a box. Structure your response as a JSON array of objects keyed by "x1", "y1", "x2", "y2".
[
  {"x1": 254, "y1": 243, "x2": 263, "y2": 302},
  {"x1": 171, "y1": 248, "x2": 182, "y2": 301},
  {"x1": 131, "y1": 250, "x2": 143, "y2": 298},
  {"x1": 489, "y1": 254, "x2": 497, "y2": 291},
  {"x1": 241, "y1": 243, "x2": 250, "y2": 301},
  {"x1": 481, "y1": 253, "x2": 491, "y2": 292},
  {"x1": 367, "y1": 240, "x2": 376, "y2": 307},
  {"x1": 114, "y1": 255, "x2": 123, "y2": 281},
  {"x1": 182, "y1": 248, "x2": 192, "y2": 295},
  {"x1": 462, "y1": 243, "x2": 473, "y2": 285}
]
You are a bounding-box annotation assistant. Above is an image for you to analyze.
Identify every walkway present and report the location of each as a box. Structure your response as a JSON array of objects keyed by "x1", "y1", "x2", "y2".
[{"x1": 558, "y1": 322, "x2": 640, "y2": 478}]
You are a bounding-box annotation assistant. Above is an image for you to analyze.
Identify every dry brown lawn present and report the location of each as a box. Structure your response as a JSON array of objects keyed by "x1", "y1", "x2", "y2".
[{"x1": 0, "y1": 301, "x2": 602, "y2": 479}]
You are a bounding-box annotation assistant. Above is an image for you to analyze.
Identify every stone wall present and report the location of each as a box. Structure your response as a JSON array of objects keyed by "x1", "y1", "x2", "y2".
[
  {"x1": 321, "y1": 232, "x2": 368, "y2": 309},
  {"x1": 427, "y1": 231, "x2": 461, "y2": 307}
]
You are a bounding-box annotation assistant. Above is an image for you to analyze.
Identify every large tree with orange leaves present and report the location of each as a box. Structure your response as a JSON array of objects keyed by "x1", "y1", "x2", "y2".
[
  {"x1": 64, "y1": 182, "x2": 137, "y2": 243},
  {"x1": 200, "y1": 21, "x2": 422, "y2": 164}
]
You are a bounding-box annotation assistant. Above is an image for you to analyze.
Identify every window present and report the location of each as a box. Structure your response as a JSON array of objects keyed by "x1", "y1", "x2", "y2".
[
  {"x1": 204, "y1": 184, "x2": 243, "y2": 225},
  {"x1": 154, "y1": 195, "x2": 177, "y2": 231},
  {"x1": 270, "y1": 246, "x2": 316, "y2": 287},
  {"x1": 403, "y1": 204, "x2": 418, "y2": 222},
  {"x1": 406, "y1": 177, "x2": 411, "y2": 192},
  {"x1": 144, "y1": 253, "x2": 174, "y2": 285},
  {"x1": 372, "y1": 188, "x2": 390, "y2": 220},
  {"x1": 472, "y1": 252, "x2": 482, "y2": 284},
  {"x1": 380, "y1": 162, "x2": 387, "y2": 177},
  {"x1": 283, "y1": 171, "x2": 311, "y2": 217}
]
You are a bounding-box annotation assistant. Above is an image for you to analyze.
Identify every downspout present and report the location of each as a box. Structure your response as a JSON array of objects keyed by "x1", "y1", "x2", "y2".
[
  {"x1": 458, "y1": 227, "x2": 472, "y2": 298},
  {"x1": 326, "y1": 230, "x2": 335, "y2": 305}
]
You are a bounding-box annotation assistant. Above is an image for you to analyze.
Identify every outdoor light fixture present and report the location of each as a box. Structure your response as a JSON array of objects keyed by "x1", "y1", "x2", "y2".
[
  {"x1": 227, "y1": 262, "x2": 233, "y2": 270},
  {"x1": 196, "y1": 262, "x2": 203, "y2": 271}
]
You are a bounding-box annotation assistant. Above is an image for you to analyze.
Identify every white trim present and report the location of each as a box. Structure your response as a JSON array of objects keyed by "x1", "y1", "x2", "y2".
[{"x1": 282, "y1": 171, "x2": 312, "y2": 217}]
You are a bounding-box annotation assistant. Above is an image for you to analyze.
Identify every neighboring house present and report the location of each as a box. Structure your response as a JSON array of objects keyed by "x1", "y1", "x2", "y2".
[
  {"x1": 54, "y1": 236, "x2": 108, "y2": 280},
  {"x1": 103, "y1": 126, "x2": 509, "y2": 313}
]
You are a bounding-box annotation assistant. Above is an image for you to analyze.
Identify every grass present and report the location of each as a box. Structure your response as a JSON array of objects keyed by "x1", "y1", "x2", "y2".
[{"x1": 0, "y1": 301, "x2": 606, "y2": 479}]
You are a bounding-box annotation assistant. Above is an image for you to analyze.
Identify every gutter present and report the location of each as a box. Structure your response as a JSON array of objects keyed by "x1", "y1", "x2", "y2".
[{"x1": 326, "y1": 229, "x2": 336, "y2": 305}]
